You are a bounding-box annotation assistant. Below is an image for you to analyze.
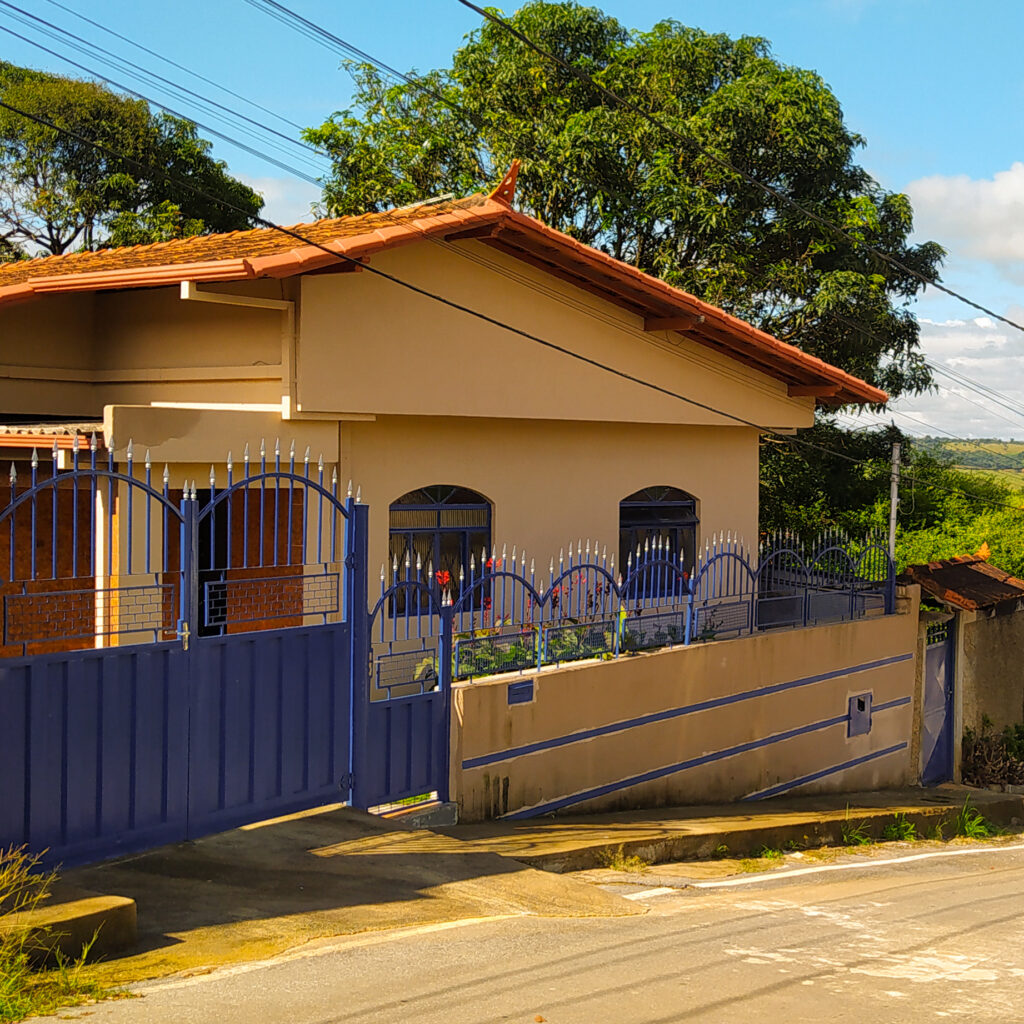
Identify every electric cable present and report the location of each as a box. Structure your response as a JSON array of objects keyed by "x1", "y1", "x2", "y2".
[
  {"x1": 2, "y1": 96, "x2": 1022, "y2": 516},
  {"x1": 457, "y1": 0, "x2": 1024, "y2": 338}
]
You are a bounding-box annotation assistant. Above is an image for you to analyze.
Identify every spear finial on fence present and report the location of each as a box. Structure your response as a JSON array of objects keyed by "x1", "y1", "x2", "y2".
[
  {"x1": 226, "y1": 451, "x2": 233, "y2": 475},
  {"x1": 9, "y1": 462, "x2": 16, "y2": 487},
  {"x1": 259, "y1": 438, "x2": 266, "y2": 460},
  {"x1": 585, "y1": 538, "x2": 591, "y2": 558},
  {"x1": 416, "y1": 552, "x2": 422, "y2": 572},
  {"x1": 316, "y1": 453, "x2": 323, "y2": 473},
  {"x1": 142, "y1": 448, "x2": 150, "y2": 472},
  {"x1": 209, "y1": 464, "x2": 216, "y2": 488},
  {"x1": 90, "y1": 431, "x2": 97, "y2": 452},
  {"x1": 511, "y1": 545, "x2": 517, "y2": 569},
  {"x1": 502, "y1": 543, "x2": 507, "y2": 562},
  {"x1": 458, "y1": 563, "x2": 464, "y2": 583},
  {"x1": 530, "y1": 558, "x2": 535, "y2": 574},
  {"x1": 51, "y1": 438, "x2": 59, "y2": 463},
  {"x1": 577, "y1": 538, "x2": 582, "y2": 557},
  {"x1": 289, "y1": 439, "x2": 295, "y2": 462},
  {"x1": 347, "y1": 479, "x2": 353, "y2": 499},
  {"x1": 355, "y1": 484, "x2": 361, "y2": 502},
  {"x1": 404, "y1": 550, "x2": 411, "y2": 568},
  {"x1": 30, "y1": 447, "x2": 37, "y2": 470},
  {"x1": 163, "y1": 464, "x2": 169, "y2": 486},
  {"x1": 303, "y1": 445, "x2": 310, "y2": 467},
  {"x1": 380, "y1": 563, "x2": 385, "y2": 583},
  {"x1": 392, "y1": 553, "x2": 398, "y2": 574},
  {"x1": 549, "y1": 557, "x2": 554, "y2": 576},
  {"x1": 470, "y1": 553, "x2": 476, "y2": 572}
]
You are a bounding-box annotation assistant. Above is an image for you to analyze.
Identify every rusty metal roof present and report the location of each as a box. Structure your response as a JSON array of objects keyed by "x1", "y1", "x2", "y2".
[{"x1": 901, "y1": 555, "x2": 1024, "y2": 611}]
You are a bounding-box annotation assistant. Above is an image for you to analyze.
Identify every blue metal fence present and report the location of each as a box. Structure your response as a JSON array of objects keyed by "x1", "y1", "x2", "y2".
[
  {"x1": 0, "y1": 435, "x2": 368, "y2": 865},
  {"x1": 371, "y1": 530, "x2": 895, "y2": 692}
]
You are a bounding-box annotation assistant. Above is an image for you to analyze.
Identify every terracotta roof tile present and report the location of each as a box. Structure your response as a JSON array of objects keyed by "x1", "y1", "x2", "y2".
[
  {"x1": 0, "y1": 190, "x2": 886, "y2": 406},
  {"x1": 902, "y1": 556, "x2": 1024, "y2": 611}
]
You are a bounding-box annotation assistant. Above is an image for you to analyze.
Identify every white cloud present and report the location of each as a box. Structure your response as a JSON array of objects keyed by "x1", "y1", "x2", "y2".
[
  {"x1": 906, "y1": 164, "x2": 1024, "y2": 283},
  {"x1": 238, "y1": 175, "x2": 323, "y2": 226},
  {"x1": 846, "y1": 314, "x2": 1024, "y2": 439}
]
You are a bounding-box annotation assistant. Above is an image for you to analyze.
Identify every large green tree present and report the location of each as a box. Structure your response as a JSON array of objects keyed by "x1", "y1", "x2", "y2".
[
  {"x1": 0, "y1": 62, "x2": 263, "y2": 254},
  {"x1": 306, "y1": 1, "x2": 943, "y2": 400}
]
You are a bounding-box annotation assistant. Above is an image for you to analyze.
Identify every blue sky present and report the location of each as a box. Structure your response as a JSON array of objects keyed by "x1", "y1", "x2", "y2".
[{"x1": 4, "y1": 0, "x2": 1024, "y2": 437}]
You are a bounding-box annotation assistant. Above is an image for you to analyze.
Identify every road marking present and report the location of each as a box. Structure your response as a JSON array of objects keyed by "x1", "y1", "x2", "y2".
[
  {"x1": 621, "y1": 886, "x2": 678, "y2": 900},
  {"x1": 691, "y1": 842, "x2": 1024, "y2": 888}
]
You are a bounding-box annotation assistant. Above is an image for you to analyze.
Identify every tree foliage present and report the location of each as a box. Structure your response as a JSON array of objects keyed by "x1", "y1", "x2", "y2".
[
  {"x1": 307, "y1": 1, "x2": 944, "y2": 398},
  {"x1": 761, "y1": 423, "x2": 1024, "y2": 577},
  {"x1": 0, "y1": 62, "x2": 263, "y2": 254}
]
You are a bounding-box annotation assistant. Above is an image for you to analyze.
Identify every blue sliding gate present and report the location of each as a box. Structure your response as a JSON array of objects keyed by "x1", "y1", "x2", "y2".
[{"x1": 0, "y1": 438, "x2": 437, "y2": 867}]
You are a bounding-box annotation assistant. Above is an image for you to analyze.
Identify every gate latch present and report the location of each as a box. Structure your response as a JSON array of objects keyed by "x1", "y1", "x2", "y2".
[{"x1": 178, "y1": 619, "x2": 191, "y2": 652}]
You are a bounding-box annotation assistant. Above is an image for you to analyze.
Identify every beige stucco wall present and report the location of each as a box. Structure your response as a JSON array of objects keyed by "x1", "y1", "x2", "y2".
[
  {"x1": 452, "y1": 592, "x2": 919, "y2": 821},
  {"x1": 1, "y1": 282, "x2": 290, "y2": 418},
  {"x1": 345, "y1": 415, "x2": 760, "y2": 579},
  {"x1": 298, "y1": 242, "x2": 816, "y2": 430},
  {"x1": 960, "y1": 608, "x2": 1024, "y2": 735}
]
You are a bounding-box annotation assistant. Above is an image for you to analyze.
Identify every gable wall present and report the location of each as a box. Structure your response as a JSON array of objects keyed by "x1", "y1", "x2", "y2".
[{"x1": 298, "y1": 240, "x2": 815, "y2": 430}]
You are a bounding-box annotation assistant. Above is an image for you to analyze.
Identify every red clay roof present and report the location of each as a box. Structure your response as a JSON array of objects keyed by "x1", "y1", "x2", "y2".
[
  {"x1": 902, "y1": 555, "x2": 1024, "y2": 611},
  {"x1": 0, "y1": 191, "x2": 886, "y2": 405}
]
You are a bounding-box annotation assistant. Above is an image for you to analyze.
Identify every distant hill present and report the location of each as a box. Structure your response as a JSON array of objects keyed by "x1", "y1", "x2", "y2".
[{"x1": 911, "y1": 436, "x2": 1024, "y2": 487}]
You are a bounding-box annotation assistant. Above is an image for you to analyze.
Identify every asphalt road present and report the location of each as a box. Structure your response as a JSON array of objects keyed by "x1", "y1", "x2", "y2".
[{"x1": 46, "y1": 843, "x2": 1024, "y2": 1023}]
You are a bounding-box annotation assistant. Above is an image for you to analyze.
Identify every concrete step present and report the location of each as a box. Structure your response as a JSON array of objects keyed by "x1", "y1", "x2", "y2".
[
  {"x1": 378, "y1": 799, "x2": 459, "y2": 829},
  {"x1": 0, "y1": 884, "x2": 137, "y2": 965}
]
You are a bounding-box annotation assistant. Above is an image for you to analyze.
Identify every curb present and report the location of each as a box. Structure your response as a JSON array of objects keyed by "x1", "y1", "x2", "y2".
[{"x1": 508, "y1": 796, "x2": 1024, "y2": 873}]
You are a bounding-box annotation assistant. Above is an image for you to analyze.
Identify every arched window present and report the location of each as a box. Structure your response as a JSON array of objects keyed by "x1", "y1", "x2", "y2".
[
  {"x1": 619, "y1": 486, "x2": 698, "y2": 576},
  {"x1": 389, "y1": 485, "x2": 491, "y2": 601}
]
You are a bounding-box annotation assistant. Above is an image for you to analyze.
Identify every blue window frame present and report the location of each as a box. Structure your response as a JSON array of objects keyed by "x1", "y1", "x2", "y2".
[
  {"x1": 619, "y1": 486, "x2": 698, "y2": 581},
  {"x1": 389, "y1": 485, "x2": 491, "y2": 610}
]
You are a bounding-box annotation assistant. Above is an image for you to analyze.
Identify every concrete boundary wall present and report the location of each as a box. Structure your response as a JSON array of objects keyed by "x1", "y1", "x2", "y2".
[{"x1": 451, "y1": 587, "x2": 920, "y2": 821}]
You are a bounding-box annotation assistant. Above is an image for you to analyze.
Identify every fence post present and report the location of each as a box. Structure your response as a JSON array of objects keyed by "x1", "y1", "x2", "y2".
[
  {"x1": 438, "y1": 600, "x2": 454, "y2": 803},
  {"x1": 178, "y1": 487, "x2": 198, "y2": 650},
  {"x1": 347, "y1": 501, "x2": 370, "y2": 809}
]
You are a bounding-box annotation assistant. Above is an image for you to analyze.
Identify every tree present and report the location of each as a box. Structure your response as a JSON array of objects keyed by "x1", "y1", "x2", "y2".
[
  {"x1": 0, "y1": 62, "x2": 263, "y2": 254},
  {"x1": 306, "y1": 1, "x2": 943, "y2": 400}
]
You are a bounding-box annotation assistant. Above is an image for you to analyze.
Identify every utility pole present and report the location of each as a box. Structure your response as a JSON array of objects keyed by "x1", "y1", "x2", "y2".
[{"x1": 888, "y1": 441, "x2": 901, "y2": 561}]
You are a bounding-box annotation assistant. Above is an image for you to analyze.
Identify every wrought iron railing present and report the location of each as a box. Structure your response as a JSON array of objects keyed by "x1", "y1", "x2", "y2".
[{"x1": 368, "y1": 531, "x2": 895, "y2": 692}]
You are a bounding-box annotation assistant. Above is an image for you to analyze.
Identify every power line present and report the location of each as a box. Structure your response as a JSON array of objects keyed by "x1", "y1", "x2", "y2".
[
  {"x1": 457, "y1": 0, "x2": 1024, "y2": 339},
  {"x1": 0, "y1": 2, "x2": 327, "y2": 172},
  {"x1": 2, "y1": 94, "x2": 1022, "y2": 518},
  {"x1": 250, "y1": 0, "x2": 1024, "y2": 444},
  {"x1": 37, "y1": 0, "x2": 308, "y2": 134},
  {"x1": 0, "y1": 19, "x2": 325, "y2": 185}
]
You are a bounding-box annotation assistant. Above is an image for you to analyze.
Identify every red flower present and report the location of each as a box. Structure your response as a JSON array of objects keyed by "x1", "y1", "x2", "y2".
[
  {"x1": 486, "y1": 557, "x2": 504, "y2": 571},
  {"x1": 483, "y1": 597, "x2": 492, "y2": 610},
  {"x1": 435, "y1": 570, "x2": 451, "y2": 586}
]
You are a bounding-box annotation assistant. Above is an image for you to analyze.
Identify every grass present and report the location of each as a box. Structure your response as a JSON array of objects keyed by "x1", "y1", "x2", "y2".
[
  {"x1": 599, "y1": 845, "x2": 649, "y2": 873},
  {"x1": 840, "y1": 808, "x2": 873, "y2": 847},
  {"x1": 881, "y1": 812, "x2": 918, "y2": 842},
  {"x1": 951, "y1": 797, "x2": 999, "y2": 839},
  {"x1": 0, "y1": 846, "x2": 113, "y2": 1023}
]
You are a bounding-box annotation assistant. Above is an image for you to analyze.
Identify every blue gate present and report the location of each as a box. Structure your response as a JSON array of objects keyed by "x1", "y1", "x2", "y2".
[
  {"x1": 921, "y1": 620, "x2": 955, "y2": 785},
  {"x1": 0, "y1": 437, "x2": 367, "y2": 865},
  {"x1": 360, "y1": 517, "x2": 451, "y2": 809}
]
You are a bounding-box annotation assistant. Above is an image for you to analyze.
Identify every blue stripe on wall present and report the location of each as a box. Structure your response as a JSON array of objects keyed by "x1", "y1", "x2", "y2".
[
  {"x1": 743, "y1": 743, "x2": 908, "y2": 801},
  {"x1": 502, "y1": 711, "x2": 851, "y2": 820},
  {"x1": 873, "y1": 696, "x2": 912, "y2": 713},
  {"x1": 463, "y1": 652, "x2": 913, "y2": 771}
]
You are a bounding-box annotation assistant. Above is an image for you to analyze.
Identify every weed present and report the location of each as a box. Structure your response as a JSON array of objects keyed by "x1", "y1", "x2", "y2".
[
  {"x1": 738, "y1": 858, "x2": 774, "y2": 873},
  {"x1": 757, "y1": 846, "x2": 784, "y2": 861},
  {"x1": 599, "y1": 845, "x2": 649, "y2": 873},
  {"x1": 952, "y1": 798, "x2": 997, "y2": 839},
  {"x1": 929, "y1": 818, "x2": 947, "y2": 841},
  {"x1": 0, "y1": 846, "x2": 111, "y2": 1022},
  {"x1": 881, "y1": 812, "x2": 918, "y2": 842},
  {"x1": 840, "y1": 808, "x2": 872, "y2": 847},
  {"x1": 784, "y1": 839, "x2": 804, "y2": 852},
  {"x1": 712, "y1": 843, "x2": 730, "y2": 860}
]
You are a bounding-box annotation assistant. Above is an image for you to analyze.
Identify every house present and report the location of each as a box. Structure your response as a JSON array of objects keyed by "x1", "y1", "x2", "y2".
[
  {"x1": 0, "y1": 166, "x2": 884, "y2": 629},
  {"x1": 903, "y1": 555, "x2": 1024, "y2": 784},
  {"x1": 2, "y1": 170, "x2": 925, "y2": 860}
]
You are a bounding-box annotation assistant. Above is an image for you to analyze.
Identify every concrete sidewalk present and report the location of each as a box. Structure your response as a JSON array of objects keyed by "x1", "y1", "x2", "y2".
[
  {"x1": 53, "y1": 803, "x2": 639, "y2": 986},
  {"x1": 439, "y1": 785, "x2": 1024, "y2": 872},
  {"x1": 42, "y1": 785, "x2": 1023, "y2": 987}
]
